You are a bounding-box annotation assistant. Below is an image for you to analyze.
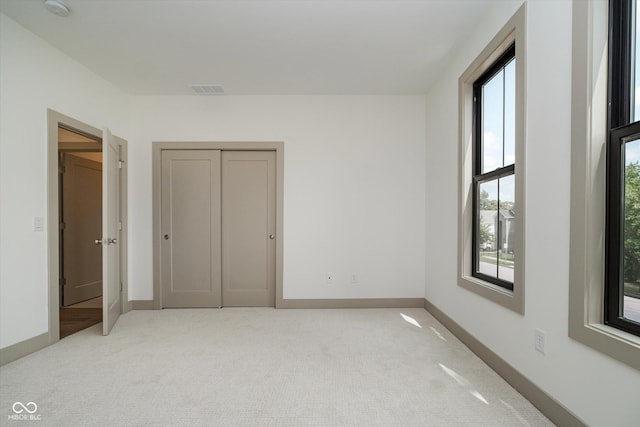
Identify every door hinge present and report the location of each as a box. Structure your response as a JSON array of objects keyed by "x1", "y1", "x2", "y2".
[
  {"x1": 59, "y1": 164, "x2": 66, "y2": 174},
  {"x1": 120, "y1": 282, "x2": 123, "y2": 292},
  {"x1": 118, "y1": 221, "x2": 123, "y2": 231},
  {"x1": 118, "y1": 160, "x2": 124, "y2": 169},
  {"x1": 59, "y1": 222, "x2": 66, "y2": 230},
  {"x1": 60, "y1": 277, "x2": 67, "y2": 286}
]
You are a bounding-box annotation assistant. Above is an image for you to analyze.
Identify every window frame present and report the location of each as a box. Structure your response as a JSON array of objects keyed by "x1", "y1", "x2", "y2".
[
  {"x1": 472, "y1": 45, "x2": 517, "y2": 291},
  {"x1": 458, "y1": 5, "x2": 525, "y2": 314},
  {"x1": 604, "y1": 0, "x2": 640, "y2": 337},
  {"x1": 568, "y1": 0, "x2": 640, "y2": 370}
]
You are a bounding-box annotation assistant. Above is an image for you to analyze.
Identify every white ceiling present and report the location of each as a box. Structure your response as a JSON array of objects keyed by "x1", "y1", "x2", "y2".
[{"x1": 0, "y1": 0, "x2": 508, "y2": 95}]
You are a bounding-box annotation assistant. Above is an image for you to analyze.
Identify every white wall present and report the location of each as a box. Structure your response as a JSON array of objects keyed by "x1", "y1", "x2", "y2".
[
  {"x1": 0, "y1": 14, "x2": 129, "y2": 348},
  {"x1": 424, "y1": 1, "x2": 640, "y2": 426},
  {"x1": 129, "y1": 95, "x2": 427, "y2": 300}
]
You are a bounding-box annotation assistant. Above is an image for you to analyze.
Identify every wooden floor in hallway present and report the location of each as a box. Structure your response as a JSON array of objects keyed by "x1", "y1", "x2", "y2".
[{"x1": 59, "y1": 297, "x2": 102, "y2": 339}]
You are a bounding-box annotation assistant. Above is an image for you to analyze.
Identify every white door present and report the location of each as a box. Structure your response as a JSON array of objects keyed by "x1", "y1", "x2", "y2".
[{"x1": 102, "y1": 128, "x2": 121, "y2": 335}]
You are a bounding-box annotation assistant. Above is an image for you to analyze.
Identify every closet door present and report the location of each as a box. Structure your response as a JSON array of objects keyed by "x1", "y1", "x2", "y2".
[
  {"x1": 222, "y1": 151, "x2": 276, "y2": 307},
  {"x1": 161, "y1": 150, "x2": 221, "y2": 307}
]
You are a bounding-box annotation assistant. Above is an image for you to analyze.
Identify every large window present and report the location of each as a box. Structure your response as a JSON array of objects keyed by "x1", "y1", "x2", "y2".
[
  {"x1": 473, "y1": 46, "x2": 516, "y2": 290},
  {"x1": 605, "y1": 0, "x2": 640, "y2": 337},
  {"x1": 458, "y1": 5, "x2": 525, "y2": 314},
  {"x1": 569, "y1": 0, "x2": 639, "y2": 370}
]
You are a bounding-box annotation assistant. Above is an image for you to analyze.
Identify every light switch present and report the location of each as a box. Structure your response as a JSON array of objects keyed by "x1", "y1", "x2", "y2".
[{"x1": 33, "y1": 216, "x2": 44, "y2": 232}]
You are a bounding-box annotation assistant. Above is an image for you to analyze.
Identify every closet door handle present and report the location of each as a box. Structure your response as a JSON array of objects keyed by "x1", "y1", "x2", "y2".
[
  {"x1": 164, "y1": 234, "x2": 170, "y2": 240},
  {"x1": 269, "y1": 234, "x2": 275, "y2": 240}
]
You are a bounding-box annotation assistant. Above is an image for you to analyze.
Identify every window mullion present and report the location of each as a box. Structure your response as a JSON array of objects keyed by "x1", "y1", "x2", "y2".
[
  {"x1": 502, "y1": 68, "x2": 506, "y2": 167},
  {"x1": 498, "y1": 67, "x2": 506, "y2": 279},
  {"x1": 496, "y1": 178, "x2": 501, "y2": 278}
]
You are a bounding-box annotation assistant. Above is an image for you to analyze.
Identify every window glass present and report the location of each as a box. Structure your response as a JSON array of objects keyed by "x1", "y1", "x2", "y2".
[
  {"x1": 623, "y1": 138, "x2": 640, "y2": 323},
  {"x1": 482, "y1": 71, "x2": 504, "y2": 173},
  {"x1": 481, "y1": 58, "x2": 516, "y2": 173},
  {"x1": 634, "y1": 1, "x2": 640, "y2": 121},
  {"x1": 475, "y1": 176, "x2": 515, "y2": 283},
  {"x1": 498, "y1": 174, "x2": 515, "y2": 282},
  {"x1": 477, "y1": 180, "x2": 499, "y2": 278},
  {"x1": 504, "y1": 60, "x2": 516, "y2": 165}
]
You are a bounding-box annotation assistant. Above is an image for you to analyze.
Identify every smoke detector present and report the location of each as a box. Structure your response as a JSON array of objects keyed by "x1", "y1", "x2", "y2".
[
  {"x1": 44, "y1": 0, "x2": 71, "y2": 17},
  {"x1": 189, "y1": 84, "x2": 225, "y2": 95}
]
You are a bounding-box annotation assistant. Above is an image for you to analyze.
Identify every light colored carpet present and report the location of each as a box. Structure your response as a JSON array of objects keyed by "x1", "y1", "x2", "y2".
[{"x1": 0, "y1": 308, "x2": 553, "y2": 426}]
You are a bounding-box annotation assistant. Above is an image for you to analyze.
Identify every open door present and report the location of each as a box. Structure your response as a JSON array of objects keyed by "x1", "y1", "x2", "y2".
[
  {"x1": 102, "y1": 128, "x2": 122, "y2": 335},
  {"x1": 61, "y1": 153, "x2": 103, "y2": 306}
]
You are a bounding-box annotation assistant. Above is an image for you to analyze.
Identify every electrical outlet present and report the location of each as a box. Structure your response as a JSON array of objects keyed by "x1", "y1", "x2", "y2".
[
  {"x1": 326, "y1": 273, "x2": 334, "y2": 284},
  {"x1": 534, "y1": 328, "x2": 546, "y2": 354},
  {"x1": 350, "y1": 274, "x2": 358, "y2": 284}
]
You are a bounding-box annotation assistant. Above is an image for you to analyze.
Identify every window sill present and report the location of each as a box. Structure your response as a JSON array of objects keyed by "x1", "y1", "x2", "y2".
[
  {"x1": 587, "y1": 323, "x2": 640, "y2": 348},
  {"x1": 569, "y1": 319, "x2": 640, "y2": 371},
  {"x1": 459, "y1": 275, "x2": 524, "y2": 314}
]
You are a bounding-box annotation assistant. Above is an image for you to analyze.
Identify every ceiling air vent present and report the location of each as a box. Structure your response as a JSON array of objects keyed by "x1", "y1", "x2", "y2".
[{"x1": 189, "y1": 84, "x2": 225, "y2": 95}]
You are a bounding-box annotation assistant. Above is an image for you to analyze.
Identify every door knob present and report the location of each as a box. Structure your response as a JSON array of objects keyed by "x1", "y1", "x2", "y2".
[
  {"x1": 164, "y1": 234, "x2": 169, "y2": 240},
  {"x1": 269, "y1": 234, "x2": 275, "y2": 240},
  {"x1": 95, "y1": 238, "x2": 103, "y2": 245},
  {"x1": 108, "y1": 238, "x2": 117, "y2": 244}
]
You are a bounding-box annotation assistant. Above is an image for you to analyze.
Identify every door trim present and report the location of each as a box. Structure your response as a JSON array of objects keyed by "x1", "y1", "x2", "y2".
[
  {"x1": 47, "y1": 109, "x2": 129, "y2": 345},
  {"x1": 152, "y1": 142, "x2": 284, "y2": 309}
]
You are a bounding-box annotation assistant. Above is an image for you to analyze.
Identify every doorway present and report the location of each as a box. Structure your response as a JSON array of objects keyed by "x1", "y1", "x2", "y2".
[
  {"x1": 58, "y1": 127, "x2": 103, "y2": 338},
  {"x1": 47, "y1": 110, "x2": 128, "y2": 344},
  {"x1": 152, "y1": 142, "x2": 284, "y2": 309}
]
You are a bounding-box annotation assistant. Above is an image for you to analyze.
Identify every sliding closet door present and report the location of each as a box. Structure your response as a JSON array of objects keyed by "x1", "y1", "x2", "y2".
[
  {"x1": 222, "y1": 151, "x2": 276, "y2": 307},
  {"x1": 161, "y1": 150, "x2": 221, "y2": 308}
]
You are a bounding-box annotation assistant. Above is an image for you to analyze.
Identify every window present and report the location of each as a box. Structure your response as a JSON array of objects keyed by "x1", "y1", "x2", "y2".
[
  {"x1": 473, "y1": 46, "x2": 516, "y2": 290},
  {"x1": 569, "y1": 0, "x2": 640, "y2": 370},
  {"x1": 458, "y1": 5, "x2": 525, "y2": 314},
  {"x1": 605, "y1": 0, "x2": 640, "y2": 337}
]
